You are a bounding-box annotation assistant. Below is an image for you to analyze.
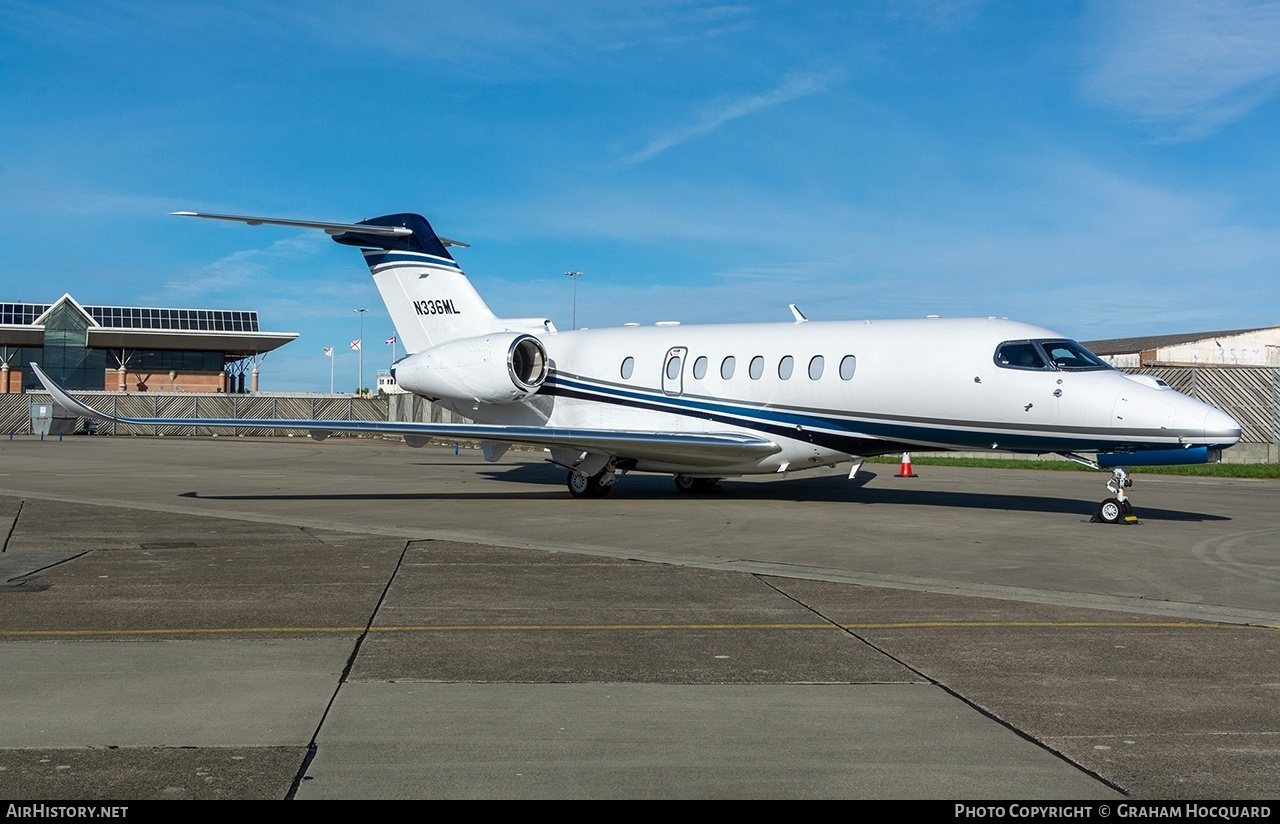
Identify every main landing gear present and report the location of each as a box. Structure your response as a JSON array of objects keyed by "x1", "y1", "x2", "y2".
[
  {"x1": 566, "y1": 470, "x2": 722, "y2": 497},
  {"x1": 1093, "y1": 466, "x2": 1139, "y2": 525},
  {"x1": 673, "y1": 474, "x2": 720, "y2": 494},
  {"x1": 566, "y1": 468, "x2": 615, "y2": 498}
]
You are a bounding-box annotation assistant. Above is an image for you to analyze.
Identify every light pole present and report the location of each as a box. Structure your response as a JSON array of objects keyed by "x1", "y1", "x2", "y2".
[
  {"x1": 354, "y1": 308, "x2": 367, "y2": 394},
  {"x1": 564, "y1": 271, "x2": 584, "y2": 329}
]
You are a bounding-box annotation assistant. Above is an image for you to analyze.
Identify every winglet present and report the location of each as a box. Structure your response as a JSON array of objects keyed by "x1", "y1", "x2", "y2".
[{"x1": 29, "y1": 363, "x2": 119, "y2": 423}]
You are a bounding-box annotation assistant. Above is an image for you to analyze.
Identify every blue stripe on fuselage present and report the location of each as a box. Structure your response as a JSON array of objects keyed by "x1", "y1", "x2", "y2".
[{"x1": 542, "y1": 373, "x2": 1181, "y2": 455}]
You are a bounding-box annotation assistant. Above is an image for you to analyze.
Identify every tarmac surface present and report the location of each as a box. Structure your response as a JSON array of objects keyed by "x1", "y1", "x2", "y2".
[{"x1": 0, "y1": 434, "x2": 1276, "y2": 799}]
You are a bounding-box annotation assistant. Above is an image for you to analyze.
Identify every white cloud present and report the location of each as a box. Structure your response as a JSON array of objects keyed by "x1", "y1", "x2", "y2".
[
  {"x1": 162, "y1": 232, "x2": 328, "y2": 299},
  {"x1": 616, "y1": 71, "x2": 839, "y2": 167},
  {"x1": 1081, "y1": 0, "x2": 1280, "y2": 139},
  {"x1": 479, "y1": 148, "x2": 1280, "y2": 339},
  {"x1": 260, "y1": 1, "x2": 755, "y2": 82},
  {"x1": 0, "y1": 174, "x2": 191, "y2": 220},
  {"x1": 882, "y1": 0, "x2": 988, "y2": 30}
]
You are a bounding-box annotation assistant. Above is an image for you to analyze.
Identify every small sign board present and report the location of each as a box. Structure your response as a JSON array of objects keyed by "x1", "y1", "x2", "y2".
[{"x1": 30, "y1": 402, "x2": 53, "y2": 437}]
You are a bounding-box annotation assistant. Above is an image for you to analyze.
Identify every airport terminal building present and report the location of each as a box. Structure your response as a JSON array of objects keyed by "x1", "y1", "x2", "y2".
[{"x1": 0, "y1": 294, "x2": 297, "y2": 394}]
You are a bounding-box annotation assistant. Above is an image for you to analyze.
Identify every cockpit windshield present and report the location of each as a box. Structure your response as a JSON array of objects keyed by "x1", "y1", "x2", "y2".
[
  {"x1": 994, "y1": 339, "x2": 1110, "y2": 372},
  {"x1": 1038, "y1": 339, "x2": 1109, "y2": 370}
]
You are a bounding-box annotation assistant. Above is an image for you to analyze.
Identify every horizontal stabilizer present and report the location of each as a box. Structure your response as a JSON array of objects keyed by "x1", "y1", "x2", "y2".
[
  {"x1": 172, "y1": 211, "x2": 469, "y2": 247},
  {"x1": 29, "y1": 364, "x2": 778, "y2": 469}
]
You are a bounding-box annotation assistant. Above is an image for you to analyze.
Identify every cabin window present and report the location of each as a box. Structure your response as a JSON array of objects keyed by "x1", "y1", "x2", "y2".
[
  {"x1": 666, "y1": 355, "x2": 682, "y2": 380},
  {"x1": 720, "y1": 356, "x2": 736, "y2": 379},
  {"x1": 692, "y1": 356, "x2": 708, "y2": 380},
  {"x1": 620, "y1": 356, "x2": 635, "y2": 380},
  {"x1": 839, "y1": 355, "x2": 856, "y2": 380},
  {"x1": 749, "y1": 356, "x2": 764, "y2": 380},
  {"x1": 994, "y1": 341, "x2": 1049, "y2": 370},
  {"x1": 778, "y1": 355, "x2": 794, "y2": 380},
  {"x1": 808, "y1": 355, "x2": 824, "y2": 380}
]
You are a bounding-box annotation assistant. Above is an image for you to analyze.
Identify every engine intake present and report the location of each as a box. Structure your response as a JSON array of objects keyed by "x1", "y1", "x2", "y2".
[
  {"x1": 393, "y1": 333, "x2": 549, "y2": 404},
  {"x1": 508, "y1": 335, "x2": 548, "y2": 392}
]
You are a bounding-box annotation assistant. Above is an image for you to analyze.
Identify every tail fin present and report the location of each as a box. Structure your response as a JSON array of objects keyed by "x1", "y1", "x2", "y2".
[
  {"x1": 332, "y1": 213, "x2": 504, "y2": 352},
  {"x1": 174, "y1": 210, "x2": 540, "y2": 353}
]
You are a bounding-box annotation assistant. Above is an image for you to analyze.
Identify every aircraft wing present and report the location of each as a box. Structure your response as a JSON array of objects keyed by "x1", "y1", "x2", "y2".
[{"x1": 30, "y1": 364, "x2": 778, "y2": 468}]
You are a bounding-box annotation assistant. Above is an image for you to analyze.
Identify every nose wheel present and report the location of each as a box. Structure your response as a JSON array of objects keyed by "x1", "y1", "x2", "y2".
[{"x1": 1093, "y1": 467, "x2": 1139, "y2": 524}]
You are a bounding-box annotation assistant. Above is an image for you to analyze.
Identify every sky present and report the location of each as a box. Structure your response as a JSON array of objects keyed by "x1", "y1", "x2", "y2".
[{"x1": 2, "y1": 0, "x2": 1279, "y2": 392}]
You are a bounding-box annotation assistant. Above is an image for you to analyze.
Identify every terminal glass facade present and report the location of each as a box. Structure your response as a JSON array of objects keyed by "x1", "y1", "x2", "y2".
[{"x1": 33, "y1": 302, "x2": 107, "y2": 391}]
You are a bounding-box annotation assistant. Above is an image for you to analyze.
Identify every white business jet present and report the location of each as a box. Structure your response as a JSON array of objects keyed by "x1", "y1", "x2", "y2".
[{"x1": 32, "y1": 211, "x2": 1242, "y2": 523}]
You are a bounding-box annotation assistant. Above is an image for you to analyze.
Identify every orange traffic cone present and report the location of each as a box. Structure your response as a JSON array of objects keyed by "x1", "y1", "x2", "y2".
[{"x1": 896, "y1": 452, "x2": 917, "y2": 478}]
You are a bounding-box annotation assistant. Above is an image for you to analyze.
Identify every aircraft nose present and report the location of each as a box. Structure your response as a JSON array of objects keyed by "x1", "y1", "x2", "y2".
[{"x1": 1204, "y1": 406, "x2": 1242, "y2": 444}]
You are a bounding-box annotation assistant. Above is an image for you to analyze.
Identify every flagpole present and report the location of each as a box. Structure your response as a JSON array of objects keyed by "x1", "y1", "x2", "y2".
[
  {"x1": 354, "y1": 308, "x2": 367, "y2": 395},
  {"x1": 329, "y1": 348, "x2": 334, "y2": 393}
]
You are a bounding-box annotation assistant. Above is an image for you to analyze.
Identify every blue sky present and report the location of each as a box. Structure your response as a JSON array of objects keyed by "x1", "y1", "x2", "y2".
[{"x1": 3, "y1": 0, "x2": 1279, "y2": 392}]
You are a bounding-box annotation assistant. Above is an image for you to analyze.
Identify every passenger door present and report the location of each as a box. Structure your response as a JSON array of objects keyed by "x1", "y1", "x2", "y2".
[{"x1": 662, "y1": 347, "x2": 687, "y2": 396}]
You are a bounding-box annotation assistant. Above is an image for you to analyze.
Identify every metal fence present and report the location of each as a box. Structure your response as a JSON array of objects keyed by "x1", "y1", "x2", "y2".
[
  {"x1": 0, "y1": 392, "x2": 391, "y2": 437},
  {"x1": 385, "y1": 392, "x2": 471, "y2": 425},
  {"x1": 1123, "y1": 366, "x2": 1279, "y2": 445},
  {"x1": 3, "y1": 366, "x2": 1276, "y2": 453}
]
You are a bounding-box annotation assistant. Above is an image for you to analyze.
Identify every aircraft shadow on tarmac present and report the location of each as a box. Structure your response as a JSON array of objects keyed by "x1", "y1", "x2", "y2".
[
  {"x1": 483, "y1": 464, "x2": 1231, "y2": 521},
  {"x1": 177, "y1": 464, "x2": 1230, "y2": 522}
]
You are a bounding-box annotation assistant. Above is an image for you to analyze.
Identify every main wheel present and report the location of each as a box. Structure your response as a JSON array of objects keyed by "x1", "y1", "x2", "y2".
[
  {"x1": 567, "y1": 470, "x2": 613, "y2": 498},
  {"x1": 1097, "y1": 497, "x2": 1124, "y2": 524},
  {"x1": 673, "y1": 474, "x2": 698, "y2": 494},
  {"x1": 568, "y1": 470, "x2": 599, "y2": 498},
  {"x1": 674, "y1": 475, "x2": 720, "y2": 494}
]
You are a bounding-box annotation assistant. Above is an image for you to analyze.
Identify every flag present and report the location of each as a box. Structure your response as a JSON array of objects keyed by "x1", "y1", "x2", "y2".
[
  {"x1": 385, "y1": 335, "x2": 397, "y2": 345},
  {"x1": 323, "y1": 347, "x2": 333, "y2": 356},
  {"x1": 350, "y1": 339, "x2": 361, "y2": 351}
]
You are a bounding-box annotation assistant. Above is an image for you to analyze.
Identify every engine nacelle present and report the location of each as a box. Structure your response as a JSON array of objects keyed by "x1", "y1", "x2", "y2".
[{"x1": 394, "y1": 333, "x2": 549, "y2": 404}]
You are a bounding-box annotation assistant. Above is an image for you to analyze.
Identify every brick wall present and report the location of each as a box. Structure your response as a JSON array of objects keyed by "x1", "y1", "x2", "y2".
[
  {"x1": 104, "y1": 370, "x2": 229, "y2": 393},
  {"x1": 1, "y1": 366, "x2": 20, "y2": 394}
]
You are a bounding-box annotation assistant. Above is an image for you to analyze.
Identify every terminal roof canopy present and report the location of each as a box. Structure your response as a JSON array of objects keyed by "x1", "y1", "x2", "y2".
[{"x1": 0, "y1": 294, "x2": 298, "y2": 360}]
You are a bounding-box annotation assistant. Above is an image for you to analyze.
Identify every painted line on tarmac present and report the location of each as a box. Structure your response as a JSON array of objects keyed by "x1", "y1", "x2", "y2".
[{"x1": 1, "y1": 620, "x2": 1275, "y2": 639}]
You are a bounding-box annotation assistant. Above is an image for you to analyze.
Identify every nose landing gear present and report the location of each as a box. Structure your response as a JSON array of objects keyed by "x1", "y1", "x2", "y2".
[
  {"x1": 1061, "y1": 454, "x2": 1144, "y2": 525},
  {"x1": 1094, "y1": 466, "x2": 1139, "y2": 525}
]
